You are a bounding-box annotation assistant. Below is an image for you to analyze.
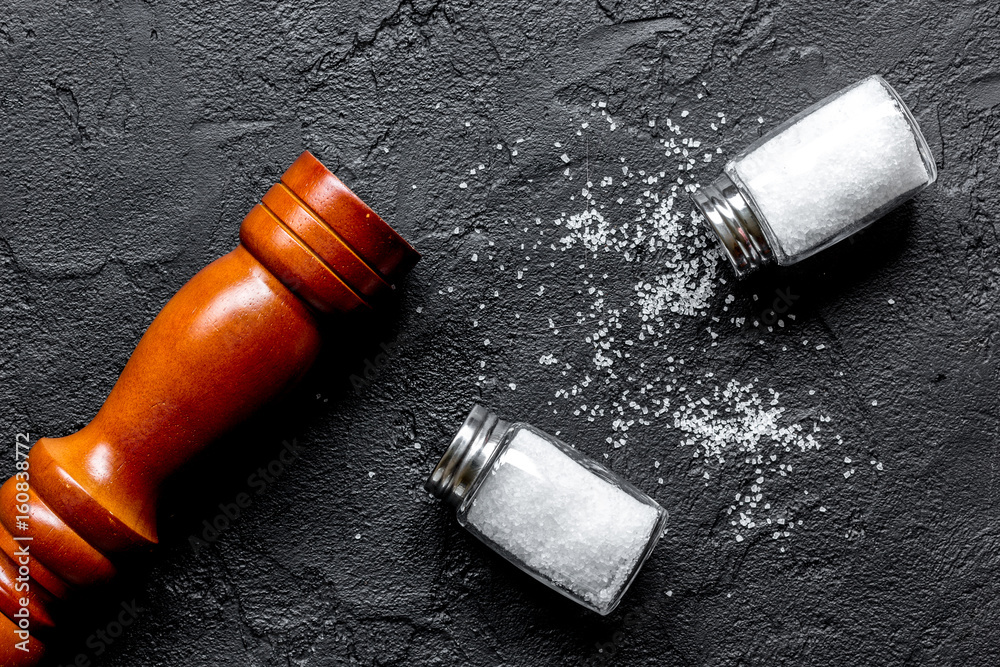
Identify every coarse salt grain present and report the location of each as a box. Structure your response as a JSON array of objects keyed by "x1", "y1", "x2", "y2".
[
  {"x1": 466, "y1": 428, "x2": 663, "y2": 612},
  {"x1": 728, "y1": 77, "x2": 933, "y2": 261}
]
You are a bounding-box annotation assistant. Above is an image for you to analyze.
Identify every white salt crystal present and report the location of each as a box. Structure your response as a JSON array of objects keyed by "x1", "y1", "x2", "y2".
[
  {"x1": 465, "y1": 429, "x2": 663, "y2": 613},
  {"x1": 728, "y1": 77, "x2": 933, "y2": 261},
  {"x1": 561, "y1": 153, "x2": 571, "y2": 164}
]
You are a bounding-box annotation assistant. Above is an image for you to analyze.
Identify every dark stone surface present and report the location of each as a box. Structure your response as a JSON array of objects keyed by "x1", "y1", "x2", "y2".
[{"x1": 2, "y1": 1, "x2": 999, "y2": 665}]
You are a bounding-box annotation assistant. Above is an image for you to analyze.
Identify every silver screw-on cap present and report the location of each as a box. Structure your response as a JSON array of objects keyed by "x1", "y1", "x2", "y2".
[
  {"x1": 691, "y1": 173, "x2": 773, "y2": 278},
  {"x1": 425, "y1": 405, "x2": 510, "y2": 507}
]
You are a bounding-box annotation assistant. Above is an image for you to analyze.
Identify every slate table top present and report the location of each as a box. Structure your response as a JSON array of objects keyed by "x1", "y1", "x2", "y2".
[{"x1": 2, "y1": 1, "x2": 999, "y2": 665}]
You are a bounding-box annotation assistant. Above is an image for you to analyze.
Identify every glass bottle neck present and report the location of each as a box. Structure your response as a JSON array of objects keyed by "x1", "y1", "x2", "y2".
[
  {"x1": 425, "y1": 405, "x2": 510, "y2": 508},
  {"x1": 691, "y1": 172, "x2": 774, "y2": 277}
]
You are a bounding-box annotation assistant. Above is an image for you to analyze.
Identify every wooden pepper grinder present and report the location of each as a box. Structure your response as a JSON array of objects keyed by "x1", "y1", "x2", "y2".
[{"x1": 0, "y1": 151, "x2": 420, "y2": 665}]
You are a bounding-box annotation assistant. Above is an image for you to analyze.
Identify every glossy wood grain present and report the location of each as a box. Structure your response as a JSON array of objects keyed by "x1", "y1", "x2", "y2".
[{"x1": 0, "y1": 151, "x2": 419, "y2": 665}]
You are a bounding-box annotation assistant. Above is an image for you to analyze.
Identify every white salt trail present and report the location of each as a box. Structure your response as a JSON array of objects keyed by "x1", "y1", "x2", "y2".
[
  {"x1": 728, "y1": 76, "x2": 933, "y2": 261},
  {"x1": 466, "y1": 428, "x2": 662, "y2": 612},
  {"x1": 453, "y1": 100, "x2": 858, "y2": 545}
]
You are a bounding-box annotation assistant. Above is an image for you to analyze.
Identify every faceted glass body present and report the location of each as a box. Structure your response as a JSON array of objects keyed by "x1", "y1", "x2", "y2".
[
  {"x1": 456, "y1": 423, "x2": 668, "y2": 615},
  {"x1": 724, "y1": 75, "x2": 937, "y2": 265}
]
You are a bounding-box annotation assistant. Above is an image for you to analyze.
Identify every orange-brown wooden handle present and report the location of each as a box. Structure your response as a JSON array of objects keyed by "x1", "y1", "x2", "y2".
[{"x1": 0, "y1": 152, "x2": 419, "y2": 665}]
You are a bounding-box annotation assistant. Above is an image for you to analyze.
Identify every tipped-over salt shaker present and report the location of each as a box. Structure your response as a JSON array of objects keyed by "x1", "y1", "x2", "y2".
[
  {"x1": 425, "y1": 405, "x2": 668, "y2": 615},
  {"x1": 692, "y1": 75, "x2": 937, "y2": 277}
]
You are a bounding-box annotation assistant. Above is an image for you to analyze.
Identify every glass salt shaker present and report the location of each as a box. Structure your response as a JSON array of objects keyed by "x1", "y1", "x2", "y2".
[
  {"x1": 425, "y1": 405, "x2": 668, "y2": 615},
  {"x1": 692, "y1": 75, "x2": 937, "y2": 277}
]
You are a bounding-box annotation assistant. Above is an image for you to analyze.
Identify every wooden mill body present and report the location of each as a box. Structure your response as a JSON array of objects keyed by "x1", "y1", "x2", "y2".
[{"x1": 0, "y1": 152, "x2": 419, "y2": 665}]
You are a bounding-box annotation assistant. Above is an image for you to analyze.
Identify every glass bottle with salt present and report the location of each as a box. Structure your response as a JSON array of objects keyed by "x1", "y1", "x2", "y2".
[
  {"x1": 425, "y1": 405, "x2": 668, "y2": 615},
  {"x1": 692, "y1": 75, "x2": 937, "y2": 277}
]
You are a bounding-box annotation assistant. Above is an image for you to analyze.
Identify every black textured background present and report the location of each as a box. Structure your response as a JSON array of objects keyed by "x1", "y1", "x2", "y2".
[{"x1": 2, "y1": 1, "x2": 999, "y2": 665}]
